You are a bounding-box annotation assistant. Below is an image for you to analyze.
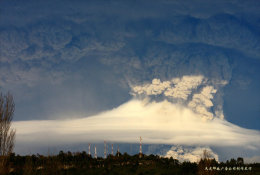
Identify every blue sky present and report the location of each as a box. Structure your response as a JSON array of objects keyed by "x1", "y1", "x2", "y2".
[{"x1": 0, "y1": 0, "x2": 260, "y2": 161}]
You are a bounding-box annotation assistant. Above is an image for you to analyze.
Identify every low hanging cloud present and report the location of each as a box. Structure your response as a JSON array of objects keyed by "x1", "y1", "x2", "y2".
[
  {"x1": 13, "y1": 99, "x2": 260, "y2": 151},
  {"x1": 164, "y1": 146, "x2": 219, "y2": 163},
  {"x1": 244, "y1": 156, "x2": 260, "y2": 164}
]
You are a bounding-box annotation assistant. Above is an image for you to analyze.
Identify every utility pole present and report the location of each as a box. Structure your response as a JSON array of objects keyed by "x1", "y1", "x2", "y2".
[
  {"x1": 117, "y1": 146, "x2": 120, "y2": 157},
  {"x1": 88, "y1": 144, "x2": 91, "y2": 156},
  {"x1": 94, "y1": 145, "x2": 97, "y2": 159},
  {"x1": 111, "y1": 144, "x2": 114, "y2": 156},
  {"x1": 139, "y1": 136, "x2": 142, "y2": 158},
  {"x1": 104, "y1": 140, "x2": 107, "y2": 159}
]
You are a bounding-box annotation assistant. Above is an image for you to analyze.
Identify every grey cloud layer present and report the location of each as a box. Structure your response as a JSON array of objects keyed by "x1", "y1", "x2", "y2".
[
  {"x1": 2, "y1": 9, "x2": 259, "y2": 88},
  {"x1": 13, "y1": 99, "x2": 260, "y2": 159},
  {"x1": 0, "y1": 0, "x2": 259, "y2": 125}
]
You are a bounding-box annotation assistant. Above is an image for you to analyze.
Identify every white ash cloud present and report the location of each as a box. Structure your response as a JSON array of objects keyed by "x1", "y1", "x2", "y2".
[
  {"x1": 132, "y1": 75, "x2": 204, "y2": 100},
  {"x1": 164, "y1": 146, "x2": 218, "y2": 163},
  {"x1": 131, "y1": 75, "x2": 224, "y2": 120},
  {"x1": 132, "y1": 78, "x2": 171, "y2": 96},
  {"x1": 188, "y1": 86, "x2": 217, "y2": 120},
  {"x1": 164, "y1": 76, "x2": 204, "y2": 100}
]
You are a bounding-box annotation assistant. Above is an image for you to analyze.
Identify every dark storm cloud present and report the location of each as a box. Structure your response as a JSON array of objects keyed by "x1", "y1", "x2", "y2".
[
  {"x1": 0, "y1": 0, "x2": 259, "y2": 129},
  {"x1": 1, "y1": 14, "x2": 257, "y2": 83}
]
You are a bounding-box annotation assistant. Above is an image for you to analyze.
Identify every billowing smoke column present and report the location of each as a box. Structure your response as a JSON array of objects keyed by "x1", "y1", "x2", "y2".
[{"x1": 131, "y1": 75, "x2": 226, "y2": 120}]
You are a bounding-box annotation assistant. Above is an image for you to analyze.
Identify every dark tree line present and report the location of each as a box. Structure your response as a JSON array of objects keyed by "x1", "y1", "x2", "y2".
[{"x1": 2, "y1": 151, "x2": 259, "y2": 175}]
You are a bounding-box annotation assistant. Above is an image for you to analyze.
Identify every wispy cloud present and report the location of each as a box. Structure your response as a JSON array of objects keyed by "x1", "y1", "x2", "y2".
[{"x1": 244, "y1": 156, "x2": 260, "y2": 164}]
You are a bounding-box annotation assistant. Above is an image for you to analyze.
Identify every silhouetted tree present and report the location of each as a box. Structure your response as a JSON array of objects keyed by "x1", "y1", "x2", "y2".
[
  {"x1": 237, "y1": 157, "x2": 244, "y2": 165},
  {"x1": 198, "y1": 149, "x2": 216, "y2": 175},
  {"x1": 229, "y1": 158, "x2": 237, "y2": 166},
  {"x1": 0, "y1": 92, "x2": 16, "y2": 174}
]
